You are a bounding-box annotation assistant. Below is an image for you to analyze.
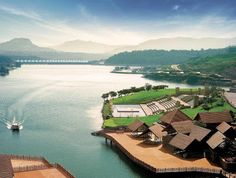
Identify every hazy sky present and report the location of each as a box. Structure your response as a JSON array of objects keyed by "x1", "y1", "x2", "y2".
[{"x1": 0, "y1": 0, "x2": 236, "y2": 46}]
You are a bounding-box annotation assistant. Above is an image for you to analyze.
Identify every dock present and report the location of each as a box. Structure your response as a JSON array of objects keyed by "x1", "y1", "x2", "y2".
[{"x1": 101, "y1": 131, "x2": 223, "y2": 175}]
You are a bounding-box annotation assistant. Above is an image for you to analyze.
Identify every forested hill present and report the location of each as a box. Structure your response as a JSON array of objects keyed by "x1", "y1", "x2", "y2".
[
  {"x1": 181, "y1": 47, "x2": 236, "y2": 79},
  {"x1": 105, "y1": 48, "x2": 229, "y2": 66}
]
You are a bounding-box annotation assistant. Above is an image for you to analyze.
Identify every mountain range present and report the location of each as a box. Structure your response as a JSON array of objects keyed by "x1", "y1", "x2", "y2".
[
  {"x1": 0, "y1": 37, "x2": 236, "y2": 61},
  {"x1": 51, "y1": 37, "x2": 236, "y2": 53}
]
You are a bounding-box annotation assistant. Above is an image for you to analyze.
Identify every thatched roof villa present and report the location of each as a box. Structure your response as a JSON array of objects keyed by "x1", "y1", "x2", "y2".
[
  {"x1": 194, "y1": 111, "x2": 233, "y2": 128},
  {"x1": 160, "y1": 109, "x2": 192, "y2": 126},
  {"x1": 127, "y1": 120, "x2": 149, "y2": 138},
  {"x1": 141, "y1": 123, "x2": 167, "y2": 144}
]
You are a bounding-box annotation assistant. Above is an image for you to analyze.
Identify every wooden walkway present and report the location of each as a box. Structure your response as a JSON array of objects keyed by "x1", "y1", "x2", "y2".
[{"x1": 101, "y1": 132, "x2": 222, "y2": 175}]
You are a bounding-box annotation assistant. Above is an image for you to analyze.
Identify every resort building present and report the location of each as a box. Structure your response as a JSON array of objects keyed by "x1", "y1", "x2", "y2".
[
  {"x1": 127, "y1": 120, "x2": 149, "y2": 137},
  {"x1": 141, "y1": 123, "x2": 167, "y2": 144},
  {"x1": 169, "y1": 133, "x2": 200, "y2": 157},
  {"x1": 0, "y1": 154, "x2": 75, "y2": 178},
  {"x1": 160, "y1": 109, "x2": 192, "y2": 126},
  {"x1": 189, "y1": 125, "x2": 212, "y2": 142},
  {"x1": 168, "y1": 120, "x2": 194, "y2": 134},
  {"x1": 216, "y1": 122, "x2": 236, "y2": 139},
  {"x1": 194, "y1": 111, "x2": 234, "y2": 128}
]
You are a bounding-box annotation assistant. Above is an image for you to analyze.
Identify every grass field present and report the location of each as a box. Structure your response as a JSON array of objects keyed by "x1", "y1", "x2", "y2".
[
  {"x1": 112, "y1": 88, "x2": 198, "y2": 104},
  {"x1": 103, "y1": 88, "x2": 236, "y2": 128},
  {"x1": 182, "y1": 99, "x2": 236, "y2": 119},
  {"x1": 103, "y1": 115, "x2": 162, "y2": 128}
]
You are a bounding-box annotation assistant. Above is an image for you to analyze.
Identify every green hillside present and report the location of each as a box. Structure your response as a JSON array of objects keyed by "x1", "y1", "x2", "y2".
[
  {"x1": 182, "y1": 47, "x2": 236, "y2": 79},
  {"x1": 105, "y1": 48, "x2": 228, "y2": 66}
]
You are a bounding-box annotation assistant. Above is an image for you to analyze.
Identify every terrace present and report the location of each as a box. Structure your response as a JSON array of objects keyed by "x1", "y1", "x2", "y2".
[{"x1": 0, "y1": 154, "x2": 75, "y2": 178}]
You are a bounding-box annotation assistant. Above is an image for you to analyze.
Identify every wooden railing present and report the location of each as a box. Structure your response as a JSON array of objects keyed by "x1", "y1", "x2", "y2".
[
  {"x1": 3, "y1": 154, "x2": 52, "y2": 167},
  {"x1": 53, "y1": 164, "x2": 76, "y2": 178},
  {"x1": 14, "y1": 165, "x2": 49, "y2": 173}
]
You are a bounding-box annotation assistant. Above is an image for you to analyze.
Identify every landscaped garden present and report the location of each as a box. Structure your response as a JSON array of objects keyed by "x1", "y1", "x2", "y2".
[{"x1": 101, "y1": 85, "x2": 236, "y2": 128}]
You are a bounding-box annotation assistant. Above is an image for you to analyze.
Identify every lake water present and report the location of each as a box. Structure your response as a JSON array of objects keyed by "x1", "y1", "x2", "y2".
[{"x1": 0, "y1": 65, "x2": 198, "y2": 178}]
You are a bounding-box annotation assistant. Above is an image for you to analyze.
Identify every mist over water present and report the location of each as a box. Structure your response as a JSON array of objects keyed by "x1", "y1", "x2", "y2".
[{"x1": 0, "y1": 65, "x2": 197, "y2": 177}]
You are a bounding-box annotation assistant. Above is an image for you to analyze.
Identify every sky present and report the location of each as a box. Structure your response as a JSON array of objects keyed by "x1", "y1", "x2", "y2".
[{"x1": 0, "y1": 0, "x2": 236, "y2": 46}]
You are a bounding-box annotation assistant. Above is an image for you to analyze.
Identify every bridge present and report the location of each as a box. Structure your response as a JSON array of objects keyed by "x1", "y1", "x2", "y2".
[{"x1": 16, "y1": 59, "x2": 89, "y2": 65}]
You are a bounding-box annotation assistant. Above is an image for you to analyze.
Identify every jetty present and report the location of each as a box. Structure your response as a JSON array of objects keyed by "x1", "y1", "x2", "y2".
[
  {"x1": 101, "y1": 132, "x2": 222, "y2": 175},
  {"x1": 0, "y1": 154, "x2": 75, "y2": 178}
]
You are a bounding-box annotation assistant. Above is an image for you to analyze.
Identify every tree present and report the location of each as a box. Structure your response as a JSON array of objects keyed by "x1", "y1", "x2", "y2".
[
  {"x1": 145, "y1": 84, "x2": 152, "y2": 91},
  {"x1": 101, "y1": 93, "x2": 109, "y2": 101},
  {"x1": 109, "y1": 91, "x2": 117, "y2": 99}
]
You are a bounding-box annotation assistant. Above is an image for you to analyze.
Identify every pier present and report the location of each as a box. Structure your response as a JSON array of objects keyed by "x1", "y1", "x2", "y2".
[{"x1": 101, "y1": 131, "x2": 223, "y2": 176}]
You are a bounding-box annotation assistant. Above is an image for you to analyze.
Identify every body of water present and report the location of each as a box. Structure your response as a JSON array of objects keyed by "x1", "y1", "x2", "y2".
[{"x1": 0, "y1": 65, "x2": 198, "y2": 178}]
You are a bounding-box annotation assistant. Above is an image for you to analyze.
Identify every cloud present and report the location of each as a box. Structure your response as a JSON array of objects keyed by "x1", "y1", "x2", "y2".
[
  {"x1": 173, "y1": 5, "x2": 180, "y2": 10},
  {"x1": 0, "y1": 5, "x2": 42, "y2": 21},
  {"x1": 0, "y1": 3, "x2": 236, "y2": 46}
]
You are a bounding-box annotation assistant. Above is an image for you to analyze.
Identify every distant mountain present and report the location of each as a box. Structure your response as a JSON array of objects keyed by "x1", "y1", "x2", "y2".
[
  {"x1": 105, "y1": 48, "x2": 229, "y2": 66},
  {"x1": 112, "y1": 37, "x2": 236, "y2": 53},
  {"x1": 52, "y1": 39, "x2": 123, "y2": 53},
  {"x1": 0, "y1": 38, "x2": 53, "y2": 52},
  {"x1": 0, "y1": 38, "x2": 110, "y2": 61}
]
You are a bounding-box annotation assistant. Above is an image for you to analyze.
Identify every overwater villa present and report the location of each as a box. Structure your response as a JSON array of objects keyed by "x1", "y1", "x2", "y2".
[
  {"x1": 169, "y1": 133, "x2": 200, "y2": 158},
  {"x1": 141, "y1": 123, "x2": 167, "y2": 144},
  {"x1": 127, "y1": 120, "x2": 149, "y2": 137},
  {"x1": 101, "y1": 109, "x2": 236, "y2": 176}
]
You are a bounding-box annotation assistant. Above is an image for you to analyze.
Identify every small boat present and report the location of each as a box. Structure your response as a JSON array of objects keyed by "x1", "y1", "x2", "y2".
[{"x1": 9, "y1": 117, "x2": 22, "y2": 131}]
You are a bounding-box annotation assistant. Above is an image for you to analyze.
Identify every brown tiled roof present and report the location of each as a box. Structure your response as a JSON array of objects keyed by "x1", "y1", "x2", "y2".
[
  {"x1": 194, "y1": 111, "x2": 233, "y2": 124},
  {"x1": 127, "y1": 120, "x2": 148, "y2": 132},
  {"x1": 169, "y1": 133, "x2": 196, "y2": 150},
  {"x1": 149, "y1": 123, "x2": 167, "y2": 138},
  {"x1": 0, "y1": 155, "x2": 14, "y2": 178},
  {"x1": 216, "y1": 122, "x2": 232, "y2": 134},
  {"x1": 170, "y1": 120, "x2": 194, "y2": 134},
  {"x1": 160, "y1": 109, "x2": 192, "y2": 125},
  {"x1": 189, "y1": 125, "x2": 211, "y2": 141},
  {"x1": 206, "y1": 131, "x2": 226, "y2": 150}
]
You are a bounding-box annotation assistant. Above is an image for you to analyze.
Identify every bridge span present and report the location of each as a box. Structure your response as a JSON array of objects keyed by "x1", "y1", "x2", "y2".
[{"x1": 16, "y1": 59, "x2": 89, "y2": 65}]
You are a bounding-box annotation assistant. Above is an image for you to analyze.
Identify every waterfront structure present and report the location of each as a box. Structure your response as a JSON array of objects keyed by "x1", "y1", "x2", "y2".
[
  {"x1": 169, "y1": 133, "x2": 200, "y2": 157},
  {"x1": 194, "y1": 111, "x2": 233, "y2": 128},
  {"x1": 141, "y1": 123, "x2": 167, "y2": 144},
  {"x1": 127, "y1": 120, "x2": 149, "y2": 137},
  {"x1": 0, "y1": 154, "x2": 75, "y2": 178},
  {"x1": 189, "y1": 125, "x2": 211, "y2": 142},
  {"x1": 168, "y1": 120, "x2": 194, "y2": 134},
  {"x1": 160, "y1": 109, "x2": 192, "y2": 126}
]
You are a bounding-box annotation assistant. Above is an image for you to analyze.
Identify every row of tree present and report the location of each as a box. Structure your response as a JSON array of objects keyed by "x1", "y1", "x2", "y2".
[{"x1": 101, "y1": 84, "x2": 168, "y2": 101}]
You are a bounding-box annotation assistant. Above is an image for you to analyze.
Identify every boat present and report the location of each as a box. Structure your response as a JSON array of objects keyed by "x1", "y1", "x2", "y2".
[{"x1": 9, "y1": 117, "x2": 22, "y2": 131}]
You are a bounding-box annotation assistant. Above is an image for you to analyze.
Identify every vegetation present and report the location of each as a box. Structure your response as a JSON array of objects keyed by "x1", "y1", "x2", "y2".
[
  {"x1": 112, "y1": 88, "x2": 198, "y2": 104},
  {"x1": 102, "y1": 86, "x2": 236, "y2": 128},
  {"x1": 103, "y1": 115, "x2": 161, "y2": 128},
  {"x1": 0, "y1": 55, "x2": 17, "y2": 76},
  {"x1": 105, "y1": 48, "x2": 228, "y2": 66},
  {"x1": 102, "y1": 102, "x2": 112, "y2": 119},
  {"x1": 182, "y1": 98, "x2": 236, "y2": 119},
  {"x1": 182, "y1": 47, "x2": 236, "y2": 79}
]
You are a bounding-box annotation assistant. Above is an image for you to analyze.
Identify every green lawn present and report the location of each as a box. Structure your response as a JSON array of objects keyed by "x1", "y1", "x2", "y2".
[
  {"x1": 112, "y1": 88, "x2": 199, "y2": 104},
  {"x1": 182, "y1": 100, "x2": 236, "y2": 119},
  {"x1": 103, "y1": 115, "x2": 162, "y2": 128}
]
